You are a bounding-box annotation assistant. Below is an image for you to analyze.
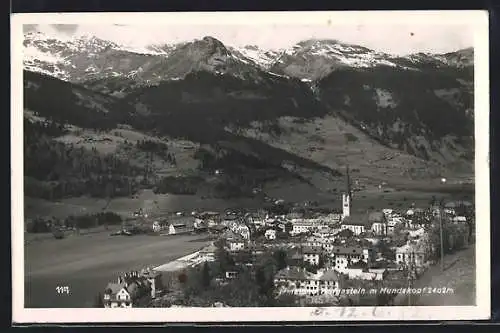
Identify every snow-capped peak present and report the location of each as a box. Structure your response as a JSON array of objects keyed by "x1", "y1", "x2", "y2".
[{"x1": 229, "y1": 45, "x2": 283, "y2": 69}]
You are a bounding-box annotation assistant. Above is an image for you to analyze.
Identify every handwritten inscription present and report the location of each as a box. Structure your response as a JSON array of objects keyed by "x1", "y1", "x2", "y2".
[{"x1": 310, "y1": 307, "x2": 361, "y2": 318}]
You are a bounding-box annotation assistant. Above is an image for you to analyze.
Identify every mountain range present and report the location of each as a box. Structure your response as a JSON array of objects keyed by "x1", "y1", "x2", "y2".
[{"x1": 22, "y1": 30, "x2": 475, "y2": 207}]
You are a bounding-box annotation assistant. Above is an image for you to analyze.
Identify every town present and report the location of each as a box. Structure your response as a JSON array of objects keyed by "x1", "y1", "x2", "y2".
[{"x1": 97, "y1": 168, "x2": 474, "y2": 308}]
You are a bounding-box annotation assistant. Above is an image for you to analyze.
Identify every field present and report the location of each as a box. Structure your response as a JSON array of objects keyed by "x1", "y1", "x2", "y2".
[
  {"x1": 229, "y1": 115, "x2": 473, "y2": 187},
  {"x1": 24, "y1": 190, "x2": 264, "y2": 220},
  {"x1": 24, "y1": 181, "x2": 473, "y2": 221},
  {"x1": 24, "y1": 232, "x2": 211, "y2": 308}
]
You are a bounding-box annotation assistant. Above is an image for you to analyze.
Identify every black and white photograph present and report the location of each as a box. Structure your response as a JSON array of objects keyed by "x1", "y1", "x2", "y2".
[{"x1": 11, "y1": 11, "x2": 490, "y2": 323}]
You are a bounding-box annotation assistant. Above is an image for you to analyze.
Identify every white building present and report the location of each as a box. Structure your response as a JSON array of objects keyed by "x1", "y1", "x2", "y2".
[
  {"x1": 303, "y1": 246, "x2": 322, "y2": 266},
  {"x1": 227, "y1": 239, "x2": 245, "y2": 252},
  {"x1": 291, "y1": 221, "x2": 319, "y2": 236},
  {"x1": 340, "y1": 222, "x2": 366, "y2": 236},
  {"x1": 368, "y1": 211, "x2": 387, "y2": 236},
  {"x1": 337, "y1": 266, "x2": 387, "y2": 281},
  {"x1": 342, "y1": 193, "x2": 351, "y2": 219},
  {"x1": 331, "y1": 246, "x2": 372, "y2": 271},
  {"x1": 265, "y1": 229, "x2": 277, "y2": 240},
  {"x1": 152, "y1": 221, "x2": 161, "y2": 232},
  {"x1": 395, "y1": 241, "x2": 429, "y2": 268},
  {"x1": 274, "y1": 267, "x2": 341, "y2": 297}
]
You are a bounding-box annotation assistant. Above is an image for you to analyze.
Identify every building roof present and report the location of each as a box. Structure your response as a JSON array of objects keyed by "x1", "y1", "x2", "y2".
[
  {"x1": 105, "y1": 282, "x2": 126, "y2": 295},
  {"x1": 303, "y1": 246, "x2": 323, "y2": 254},
  {"x1": 222, "y1": 214, "x2": 239, "y2": 221},
  {"x1": 347, "y1": 261, "x2": 368, "y2": 270},
  {"x1": 275, "y1": 266, "x2": 315, "y2": 281},
  {"x1": 319, "y1": 269, "x2": 340, "y2": 281},
  {"x1": 332, "y1": 246, "x2": 364, "y2": 255},
  {"x1": 126, "y1": 282, "x2": 140, "y2": 299},
  {"x1": 396, "y1": 241, "x2": 426, "y2": 254},
  {"x1": 342, "y1": 214, "x2": 372, "y2": 227},
  {"x1": 368, "y1": 212, "x2": 385, "y2": 223},
  {"x1": 444, "y1": 200, "x2": 473, "y2": 208}
]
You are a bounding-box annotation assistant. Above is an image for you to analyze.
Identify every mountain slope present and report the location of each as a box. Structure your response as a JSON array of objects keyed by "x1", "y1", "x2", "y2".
[
  {"x1": 24, "y1": 70, "x2": 129, "y2": 129},
  {"x1": 316, "y1": 66, "x2": 473, "y2": 168},
  {"x1": 23, "y1": 31, "x2": 169, "y2": 83},
  {"x1": 22, "y1": 33, "x2": 475, "y2": 197}
]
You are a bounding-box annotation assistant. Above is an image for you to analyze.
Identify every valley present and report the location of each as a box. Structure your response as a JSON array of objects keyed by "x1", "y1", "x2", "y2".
[{"x1": 19, "y1": 26, "x2": 476, "y2": 310}]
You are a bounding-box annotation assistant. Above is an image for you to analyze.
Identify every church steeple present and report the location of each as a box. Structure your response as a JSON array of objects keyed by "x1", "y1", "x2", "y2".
[
  {"x1": 345, "y1": 165, "x2": 351, "y2": 198},
  {"x1": 342, "y1": 165, "x2": 352, "y2": 219}
]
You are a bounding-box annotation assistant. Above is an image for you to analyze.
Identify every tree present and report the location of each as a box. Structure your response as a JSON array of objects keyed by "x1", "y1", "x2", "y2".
[
  {"x1": 94, "y1": 292, "x2": 104, "y2": 308},
  {"x1": 201, "y1": 262, "x2": 211, "y2": 289},
  {"x1": 273, "y1": 249, "x2": 288, "y2": 270},
  {"x1": 318, "y1": 253, "x2": 327, "y2": 269}
]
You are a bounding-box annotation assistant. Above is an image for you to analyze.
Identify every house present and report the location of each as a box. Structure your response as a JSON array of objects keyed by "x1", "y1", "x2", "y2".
[
  {"x1": 325, "y1": 213, "x2": 343, "y2": 224},
  {"x1": 273, "y1": 267, "x2": 320, "y2": 296},
  {"x1": 337, "y1": 262, "x2": 387, "y2": 281},
  {"x1": 222, "y1": 214, "x2": 240, "y2": 226},
  {"x1": 290, "y1": 220, "x2": 321, "y2": 236},
  {"x1": 452, "y1": 216, "x2": 468, "y2": 223},
  {"x1": 387, "y1": 216, "x2": 405, "y2": 235},
  {"x1": 317, "y1": 269, "x2": 342, "y2": 295},
  {"x1": 305, "y1": 236, "x2": 337, "y2": 253},
  {"x1": 331, "y1": 246, "x2": 373, "y2": 271},
  {"x1": 199, "y1": 243, "x2": 218, "y2": 262},
  {"x1": 168, "y1": 223, "x2": 189, "y2": 235},
  {"x1": 152, "y1": 221, "x2": 162, "y2": 233},
  {"x1": 395, "y1": 240, "x2": 429, "y2": 268},
  {"x1": 226, "y1": 234, "x2": 246, "y2": 252},
  {"x1": 265, "y1": 229, "x2": 277, "y2": 240},
  {"x1": 303, "y1": 246, "x2": 322, "y2": 266},
  {"x1": 103, "y1": 270, "x2": 162, "y2": 308},
  {"x1": 103, "y1": 282, "x2": 136, "y2": 308},
  {"x1": 304, "y1": 236, "x2": 323, "y2": 248},
  {"x1": 382, "y1": 209, "x2": 394, "y2": 216},
  {"x1": 196, "y1": 211, "x2": 221, "y2": 227},
  {"x1": 274, "y1": 267, "x2": 342, "y2": 297},
  {"x1": 368, "y1": 212, "x2": 388, "y2": 236},
  {"x1": 232, "y1": 224, "x2": 250, "y2": 240}
]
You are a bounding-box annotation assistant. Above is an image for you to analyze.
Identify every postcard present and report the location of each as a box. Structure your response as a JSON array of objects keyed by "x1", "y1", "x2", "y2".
[{"x1": 11, "y1": 10, "x2": 490, "y2": 323}]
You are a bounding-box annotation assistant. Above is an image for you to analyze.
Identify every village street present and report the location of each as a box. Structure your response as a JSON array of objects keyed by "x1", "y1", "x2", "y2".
[{"x1": 394, "y1": 245, "x2": 475, "y2": 306}]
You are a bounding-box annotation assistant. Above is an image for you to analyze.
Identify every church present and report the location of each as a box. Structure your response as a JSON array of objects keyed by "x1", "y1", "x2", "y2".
[{"x1": 341, "y1": 165, "x2": 352, "y2": 220}]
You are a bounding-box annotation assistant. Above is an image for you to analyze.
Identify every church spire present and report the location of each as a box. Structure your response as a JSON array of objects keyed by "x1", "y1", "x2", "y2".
[
  {"x1": 345, "y1": 165, "x2": 351, "y2": 197},
  {"x1": 342, "y1": 165, "x2": 352, "y2": 219}
]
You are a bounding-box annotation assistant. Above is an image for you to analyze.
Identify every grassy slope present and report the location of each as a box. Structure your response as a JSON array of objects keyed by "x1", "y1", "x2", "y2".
[
  {"x1": 226, "y1": 115, "x2": 474, "y2": 188},
  {"x1": 395, "y1": 246, "x2": 476, "y2": 306}
]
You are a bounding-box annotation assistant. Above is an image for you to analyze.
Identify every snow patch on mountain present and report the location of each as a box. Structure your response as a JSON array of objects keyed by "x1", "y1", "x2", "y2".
[{"x1": 229, "y1": 45, "x2": 282, "y2": 69}]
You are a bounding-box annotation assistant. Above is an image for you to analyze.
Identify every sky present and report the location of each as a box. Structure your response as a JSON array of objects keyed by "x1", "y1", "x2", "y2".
[{"x1": 24, "y1": 22, "x2": 474, "y2": 56}]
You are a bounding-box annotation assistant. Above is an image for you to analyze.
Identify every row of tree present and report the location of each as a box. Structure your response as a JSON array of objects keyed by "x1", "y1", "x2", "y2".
[
  {"x1": 26, "y1": 212, "x2": 123, "y2": 234},
  {"x1": 135, "y1": 139, "x2": 177, "y2": 164}
]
